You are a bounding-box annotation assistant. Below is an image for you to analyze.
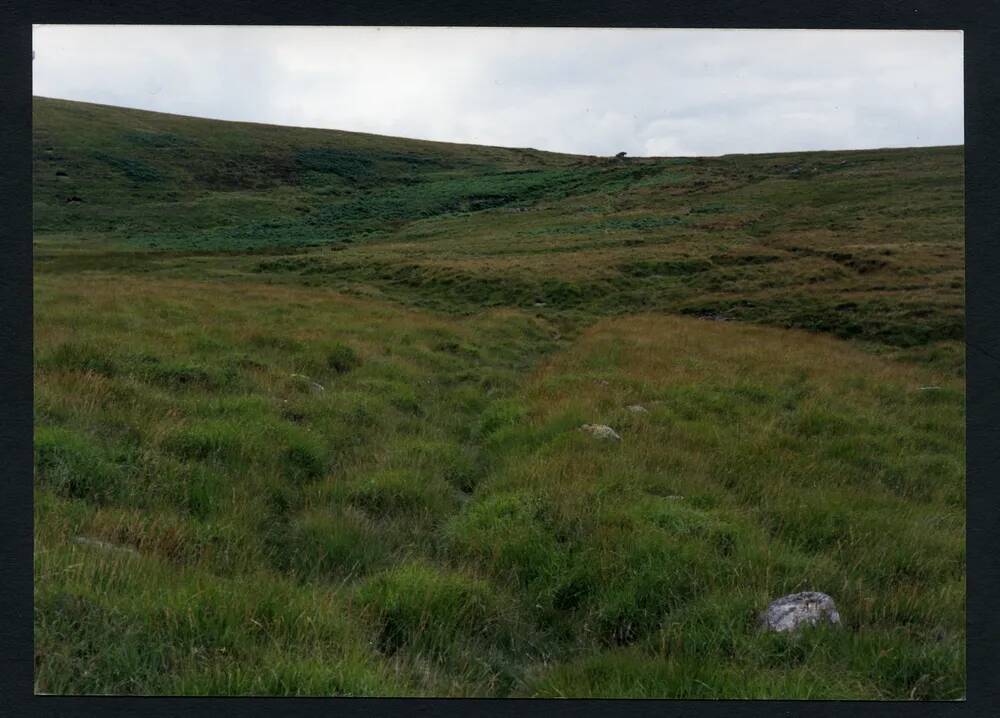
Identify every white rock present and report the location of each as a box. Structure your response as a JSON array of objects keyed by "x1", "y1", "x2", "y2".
[
  {"x1": 580, "y1": 424, "x2": 621, "y2": 441},
  {"x1": 760, "y1": 591, "x2": 841, "y2": 633},
  {"x1": 290, "y1": 373, "x2": 325, "y2": 394},
  {"x1": 626, "y1": 405, "x2": 648, "y2": 414}
]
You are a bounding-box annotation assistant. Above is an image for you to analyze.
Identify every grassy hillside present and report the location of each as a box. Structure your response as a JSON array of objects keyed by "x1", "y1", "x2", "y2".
[{"x1": 33, "y1": 97, "x2": 965, "y2": 698}]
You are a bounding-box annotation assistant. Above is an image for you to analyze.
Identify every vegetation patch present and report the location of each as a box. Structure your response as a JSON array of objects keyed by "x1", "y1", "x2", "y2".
[
  {"x1": 94, "y1": 152, "x2": 163, "y2": 182},
  {"x1": 123, "y1": 130, "x2": 193, "y2": 149},
  {"x1": 326, "y1": 343, "x2": 361, "y2": 374},
  {"x1": 35, "y1": 426, "x2": 127, "y2": 503},
  {"x1": 32, "y1": 98, "x2": 964, "y2": 698},
  {"x1": 619, "y1": 258, "x2": 713, "y2": 277},
  {"x1": 356, "y1": 563, "x2": 520, "y2": 659}
]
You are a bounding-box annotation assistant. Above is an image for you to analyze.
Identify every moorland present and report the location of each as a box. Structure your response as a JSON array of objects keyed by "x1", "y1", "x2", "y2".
[{"x1": 33, "y1": 97, "x2": 965, "y2": 698}]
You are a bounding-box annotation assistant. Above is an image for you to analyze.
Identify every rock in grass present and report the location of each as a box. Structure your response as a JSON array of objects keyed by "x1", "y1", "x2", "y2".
[
  {"x1": 71, "y1": 536, "x2": 139, "y2": 557},
  {"x1": 760, "y1": 591, "x2": 841, "y2": 633},
  {"x1": 626, "y1": 405, "x2": 648, "y2": 414},
  {"x1": 290, "y1": 373, "x2": 325, "y2": 394},
  {"x1": 580, "y1": 424, "x2": 621, "y2": 441}
]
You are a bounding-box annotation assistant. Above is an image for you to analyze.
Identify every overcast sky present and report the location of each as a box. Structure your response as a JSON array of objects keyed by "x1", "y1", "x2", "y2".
[{"x1": 32, "y1": 26, "x2": 963, "y2": 157}]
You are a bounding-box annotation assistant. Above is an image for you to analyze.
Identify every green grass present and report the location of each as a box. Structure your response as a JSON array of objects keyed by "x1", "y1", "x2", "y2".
[{"x1": 33, "y1": 97, "x2": 964, "y2": 698}]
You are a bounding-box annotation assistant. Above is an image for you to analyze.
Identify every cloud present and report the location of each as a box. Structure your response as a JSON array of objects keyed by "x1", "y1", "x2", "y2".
[{"x1": 32, "y1": 26, "x2": 963, "y2": 156}]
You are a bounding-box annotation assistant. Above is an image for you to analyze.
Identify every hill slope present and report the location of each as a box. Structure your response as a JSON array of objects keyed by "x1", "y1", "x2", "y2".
[
  {"x1": 33, "y1": 98, "x2": 965, "y2": 698},
  {"x1": 34, "y1": 97, "x2": 964, "y2": 367}
]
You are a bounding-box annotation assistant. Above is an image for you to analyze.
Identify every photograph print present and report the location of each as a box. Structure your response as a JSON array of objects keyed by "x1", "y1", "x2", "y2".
[{"x1": 31, "y1": 25, "x2": 965, "y2": 699}]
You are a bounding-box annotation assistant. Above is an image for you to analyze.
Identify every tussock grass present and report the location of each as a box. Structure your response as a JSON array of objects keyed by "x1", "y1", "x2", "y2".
[
  {"x1": 33, "y1": 98, "x2": 964, "y2": 697},
  {"x1": 34, "y1": 276, "x2": 962, "y2": 696}
]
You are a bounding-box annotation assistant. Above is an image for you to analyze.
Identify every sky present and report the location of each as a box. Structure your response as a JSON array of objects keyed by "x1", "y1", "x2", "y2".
[{"x1": 32, "y1": 26, "x2": 964, "y2": 157}]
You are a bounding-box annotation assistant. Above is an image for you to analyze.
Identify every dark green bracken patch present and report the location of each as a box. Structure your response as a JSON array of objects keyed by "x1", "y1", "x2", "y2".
[
  {"x1": 123, "y1": 130, "x2": 194, "y2": 149},
  {"x1": 327, "y1": 343, "x2": 361, "y2": 374},
  {"x1": 94, "y1": 152, "x2": 163, "y2": 182},
  {"x1": 678, "y1": 296, "x2": 963, "y2": 348},
  {"x1": 295, "y1": 148, "x2": 376, "y2": 181},
  {"x1": 619, "y1": 259, "x2": 714, "y2": 278}
]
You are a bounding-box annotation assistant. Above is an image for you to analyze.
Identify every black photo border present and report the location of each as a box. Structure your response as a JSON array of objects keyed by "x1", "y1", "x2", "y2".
[{"x1": 2, "y1": 1, "x2": 997, "y2": 716}]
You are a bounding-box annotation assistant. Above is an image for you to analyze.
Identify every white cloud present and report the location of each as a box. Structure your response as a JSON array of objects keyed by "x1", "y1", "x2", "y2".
[{"x1": 32, "y1": 26, "x2": 963, "y2": 157}]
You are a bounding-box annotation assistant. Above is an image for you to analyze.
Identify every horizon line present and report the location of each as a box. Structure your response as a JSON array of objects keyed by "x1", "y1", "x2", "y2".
[{"x1": 32, "y1": 94, "x2": 966, "y2": 160}]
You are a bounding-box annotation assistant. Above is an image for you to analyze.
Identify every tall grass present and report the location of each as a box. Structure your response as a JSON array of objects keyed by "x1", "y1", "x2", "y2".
[
  {"x1": 33, "y1": 97, "x2": 964, "y2": 697},
  {"x1": 33, "y1": 276, "x2": 964, "y2": 698}
]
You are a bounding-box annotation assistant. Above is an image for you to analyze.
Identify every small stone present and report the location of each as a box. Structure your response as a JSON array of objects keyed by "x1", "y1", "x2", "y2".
[
  {"x1": 580, "y1": 424, "x2": 621, "y2": 441},
  {"x1": 290, "y1": 373, "x2": 325, "y2": 394},
  {"x1": 626, "y1": 405, "x2": 648, "y2": 414},
  {"x1": 71, "y1": 536, "x2": 139, "y2": 557},
  {"x1": 760, "y1": 591, "x2": 841, "y2": 633}
]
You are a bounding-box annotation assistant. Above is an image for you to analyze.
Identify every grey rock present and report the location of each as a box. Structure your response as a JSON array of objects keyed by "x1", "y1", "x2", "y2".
[
  {"x1": 580, "y1": 424, "x2": 621, "y2": 441},
  {"x1": 760, "y1": 591, "x2": 841, "y2": 633},
  {"x1": 626, "y1": 405, "x2": 648, "y2": 414}
]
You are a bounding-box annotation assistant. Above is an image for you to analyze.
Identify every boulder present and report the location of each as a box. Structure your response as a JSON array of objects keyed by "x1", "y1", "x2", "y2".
[
  {"x1": 760, "y1": 591, "x2": 841, "y2": 633},
  {"x1": 580, "y1": 424, "x2": 621, "y2": 441}
]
